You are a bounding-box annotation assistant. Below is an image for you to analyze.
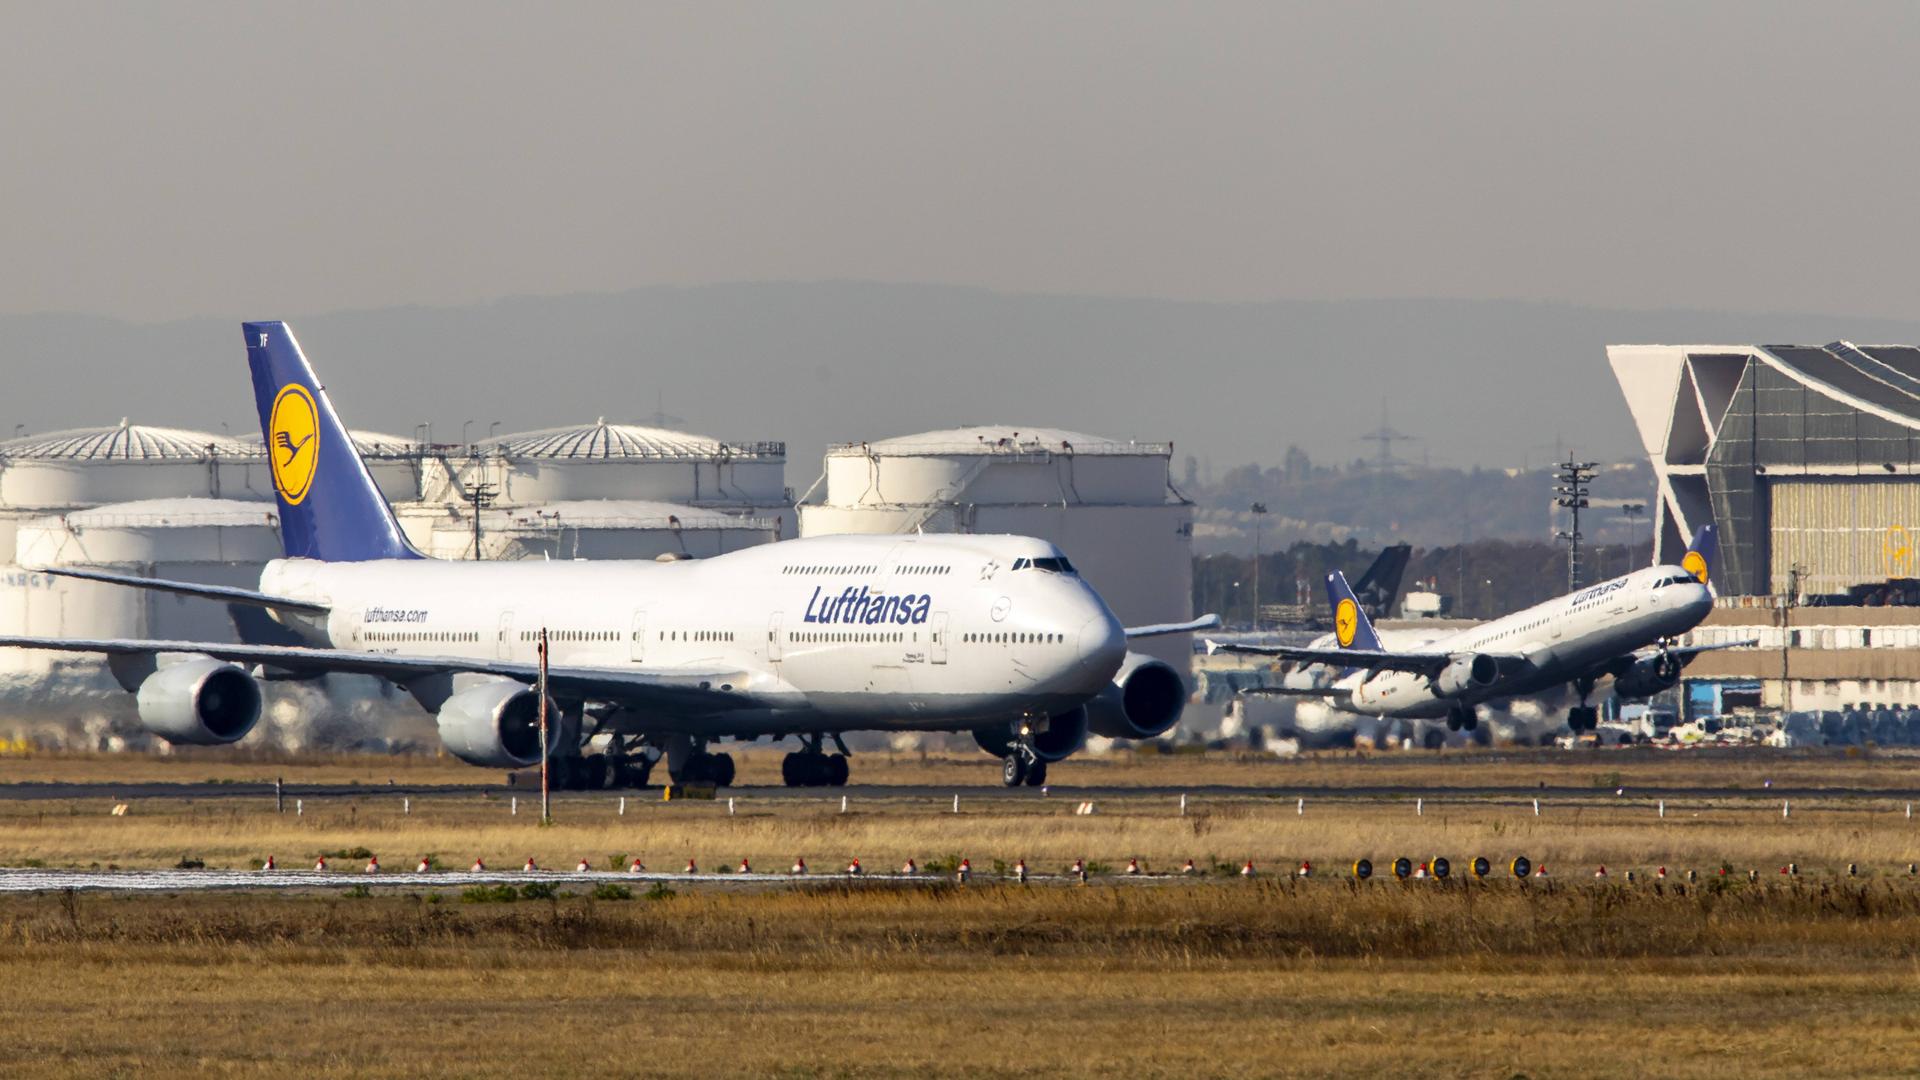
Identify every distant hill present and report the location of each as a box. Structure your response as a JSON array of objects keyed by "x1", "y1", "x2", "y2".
[{"x1": 6, "y1": 284, "x2": 1919, "y2": 482}]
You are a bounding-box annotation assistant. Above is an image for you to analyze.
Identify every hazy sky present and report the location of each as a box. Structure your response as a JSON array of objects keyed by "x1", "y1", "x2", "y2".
[{"x1": 5, "y1": 1, "x2": 1919, "y2": 322}]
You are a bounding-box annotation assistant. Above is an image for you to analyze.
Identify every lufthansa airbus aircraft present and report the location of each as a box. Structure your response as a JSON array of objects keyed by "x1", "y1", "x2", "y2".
[
  {"x1": 1208, "y1": 526, "x2": 1740, "y2": 733},
  {"x1": 0, "y1": 323, "x2": 1215, "y2": 788}
]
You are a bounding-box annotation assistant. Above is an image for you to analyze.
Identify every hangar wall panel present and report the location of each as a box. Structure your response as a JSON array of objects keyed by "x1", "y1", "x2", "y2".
[{"x1": 1769, "y1": 479, "x2": 1920, "y2": 594}]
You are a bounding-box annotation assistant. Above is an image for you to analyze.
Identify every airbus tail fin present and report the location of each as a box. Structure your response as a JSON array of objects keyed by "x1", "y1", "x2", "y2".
[
  {"x1": 1324, "y1": 570, "x2": 1382, "y2": 651},
  {"x1": 243, "y1": 322, "x2": 422, "y2": 562},
  {"x1": 1681, "y1": 524, "x2": 1717, "y2": 590}
]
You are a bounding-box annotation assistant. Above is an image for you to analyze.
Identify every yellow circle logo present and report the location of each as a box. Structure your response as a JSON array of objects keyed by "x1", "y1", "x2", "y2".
[
  {"x1": 1334, "y1": 598, "x2": 1359, "y2": 647},
  {"x1": 1681, "y1": 550, "x2": 1708, "y2": 584},
  {"x1": 268, "y1": 384, "x2": 320, "y2": 505}
]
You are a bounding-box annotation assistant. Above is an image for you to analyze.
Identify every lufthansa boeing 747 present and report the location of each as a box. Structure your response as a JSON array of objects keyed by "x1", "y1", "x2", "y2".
[{"x1": 0, "y1": 323, "x2": 1215, "y2": 788}]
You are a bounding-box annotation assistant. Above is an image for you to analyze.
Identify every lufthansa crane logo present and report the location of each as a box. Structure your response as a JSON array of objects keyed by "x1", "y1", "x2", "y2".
[
  {"x1": 1681, "y1": 549, "x2": 1709, "y2": 585},
  {"x1": 268, "y1": 384, "x2": 319, "y2": 505},
  {"x1": 1333, "y1": 597, "x2": 1360, "y2": 647}
]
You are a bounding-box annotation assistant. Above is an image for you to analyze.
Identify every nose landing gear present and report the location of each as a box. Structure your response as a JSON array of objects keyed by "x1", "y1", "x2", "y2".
[
  {"x1": 1000, "y1": 746, "x2": 1047, "y2": 788},
  {"x1": 1567, "y1": 676, "x2": 1600, "y2": 732}
]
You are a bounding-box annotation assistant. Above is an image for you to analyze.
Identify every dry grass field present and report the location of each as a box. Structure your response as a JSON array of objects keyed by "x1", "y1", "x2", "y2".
[
  {"x1": 1, "y1": 883, "x2": 1917, "y2": 1077},
  {"x1": 1, "y1": 748, "x2": 1918, "y2": 877}
]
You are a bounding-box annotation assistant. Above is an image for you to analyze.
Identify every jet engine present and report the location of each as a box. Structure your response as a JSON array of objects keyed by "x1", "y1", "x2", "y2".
[
  {"x1": 1084, "y1": 652, "x2": 1187, "y2": 740},
  {"x1": 972, "y1": 705, "x2": 1089, "y2": 763},
  {"x1": 1612, "y1": 652, "x2": 1683, "y2": 700},
  {"x1": 1433, "y1": 653, "x2": 1499, "y2": 697},
  {"x1": 436, "y1": 679, "x2": 561, "y2": 769},
  {"x1": 134, "y1": 658, "x2": 263, "y2": 746}
]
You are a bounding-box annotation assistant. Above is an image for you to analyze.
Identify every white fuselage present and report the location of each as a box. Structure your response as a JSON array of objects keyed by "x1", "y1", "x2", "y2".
[
  {"x1": 1280, "y1": 566, "x2": 1713, "y2": 720},
  {"x1": 259, "y1": 533, "x2": 1128, "y2": 737}
]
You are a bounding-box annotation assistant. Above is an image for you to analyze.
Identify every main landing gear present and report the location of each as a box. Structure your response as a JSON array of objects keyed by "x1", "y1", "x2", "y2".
[
  {"x1": 782, "y1": 734, "x2": 850, "y2": 787},
  {"x1": 1445, "y1": 703, "x2": 1479, "y2": 732},
  {"x1": 1567, "y1": 676, "x2": 1600, "y2": 732},
  {"x1": 665, "y1": 734, "x2": 736, "y2": 787}
]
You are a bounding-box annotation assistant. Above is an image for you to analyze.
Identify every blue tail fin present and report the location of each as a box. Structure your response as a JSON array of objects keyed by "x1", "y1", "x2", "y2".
[
  {"x1": 243, "y1": 322, "x2": 422, "y2": 562},
  {"x1": 1681, "y1": 524, "x2": 1716, "y2": 590},
  {"x1": 1324, "y1": 570, "x2": 1382, "y2": 651}
]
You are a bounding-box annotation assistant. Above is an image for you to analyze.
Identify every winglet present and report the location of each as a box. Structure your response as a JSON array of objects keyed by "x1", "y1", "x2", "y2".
[
  {"x1": 1324, "y1": 571, "x2": 1382, "y2": 651},
  {"x1": 243, "y1": 322, "x2": 422, "y2": 562}
]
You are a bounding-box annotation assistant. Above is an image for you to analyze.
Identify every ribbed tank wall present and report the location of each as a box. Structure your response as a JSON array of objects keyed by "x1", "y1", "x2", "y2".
[
  {"x1": 822, "y1": 453, "x2": 1164, "y2": 508},
  {"x1": 494, "y1": 460, "x2": 786, "y2": 504}
]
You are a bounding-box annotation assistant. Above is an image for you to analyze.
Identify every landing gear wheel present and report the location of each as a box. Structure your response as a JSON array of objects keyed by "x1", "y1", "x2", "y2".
[
  {"x1": 1462, "y1": 712, "x2": 1478, "y2": 732},
  {"x1": 1002, "y1": 754, "x2": 1029, "y2": 788},
  {"x1": 710, "y1": 752, "x2": 736, "y2": 788},
  {"x1": 826, "y1": 753, "x2": 849, "y2": 786},
  {"x1": 1023, "y1": 760, "x2": 1048, "y2": 787},
  {"x1": 781, "y1": 753, "x2": 801, "y2": 787},
  {"x1": 613, "y1": 760, "x2": 652, "y2": 789},
  {"x1": 583, "y1": 753, "x2": 609, "y2": 790},
  {"x1": 1445, "y1": 710, "x2": 1464, "y2": 732}
]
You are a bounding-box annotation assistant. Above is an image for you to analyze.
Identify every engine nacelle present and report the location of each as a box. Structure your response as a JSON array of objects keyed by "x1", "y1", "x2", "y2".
[
  {"x1": 972, "y1": 706, "x2": 1089, "y2": 763},
  {"x1": 1613, "y1": 652, "x2": 1683, "y2": 700},
  {"x1": 1085, "y1": 652, "x2": 1187, "y2": 741},
  {"x1": 1433, "y1": 653, "x2": 1499, "y2": 697},
  {"x1": 436, "y1": 679, "x2": 561, "y2": 769},
  {"x1": 135, "y1": 658, "x2": 262, "y2": 746}
]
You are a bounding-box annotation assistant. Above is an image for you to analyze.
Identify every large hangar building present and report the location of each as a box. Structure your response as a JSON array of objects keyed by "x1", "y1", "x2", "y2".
[
  {"x1": 1612, "y1": 342, "x2": 1920, "y2": 726},
  {"x1": 798, "y1": 426, "x2": 1196, "y2": 678}
]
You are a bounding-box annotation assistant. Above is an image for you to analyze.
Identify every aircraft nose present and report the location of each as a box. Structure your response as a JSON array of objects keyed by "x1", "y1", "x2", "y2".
[{"x1": 1076, "y1": 612, "x2": 1126, "y2": 678}]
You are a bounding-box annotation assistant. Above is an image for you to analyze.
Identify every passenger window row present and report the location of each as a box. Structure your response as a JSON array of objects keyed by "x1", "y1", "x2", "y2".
[
  {"x1": 362, "y1": 630, "x2": 480, "y2": 644},
  {"x1": 782, "y1": 564, "x2": 880, "y2": 575},
  {"x1": 964, "y1": 632, "x2": 1064, "y2": 644}
]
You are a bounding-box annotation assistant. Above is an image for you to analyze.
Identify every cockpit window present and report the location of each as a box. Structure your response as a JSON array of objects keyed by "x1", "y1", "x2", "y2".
[{"x1": 1013, "y1": 556, "x2": 1076, "y2": 574}]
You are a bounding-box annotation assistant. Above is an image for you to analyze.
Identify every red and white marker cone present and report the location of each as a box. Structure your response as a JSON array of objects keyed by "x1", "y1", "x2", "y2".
[
  {"x1": 313, "y1": 856, "x2": 327, "y2": 872},
  {"x1": 1298, "y1": 861, "x2": 1312, "y2": 878},
  {"x1": 415, "y1": 856, "x2": 431, "y2": 873},
  {"x1": 1015, "y1": 859, "x2": 1029, "y2": 883},
  {"x1": 737, "y1": 857, "x2": 752, "y2": 874},
  {"x1": 1414, "y1": 862, "x2": 1429, "y2": 879},
  {"x1": 523, "y1": 856, "x2": 538, "y2": 873},
  {"x1": 1180, "y1": 859, "x2": 1197, "y2": 875},
  {"x1": 260, "y1": 855, "x2": 275, "y2": 872},
  {"x1": 790, "y1": 857, "x2": 807, "y2": 874},
  {"x1": 1070, "y1": 858, "x2": 1086, "y2": 876},
  {"x1": 900, "y1": 858, "x2": 917, "y2": 875},
  {"x1": 1656, "y1": 866, "x2": 1667, "y2": 879},
  {"x1": 576, "y1": 858, "x2": 592, "y2": 873},
  {"x1": 1125, "y1": 857, "x2": 1141, "y2": 875},
  {"x1": 684, "y1": 858, "x2": 698, "y2": 874},
  {"x1": 629, "y1": 857, "x2": 645, "y2": 873},
  {"x1": 957, "y1": 858, "x2": 971, "y2": 882},
  {"x1": 364, "y1": 855, "x2": 380, "y2": 874},
  {"x1": 846, "y1": 858, "x2": 862, "y2": 876},
  {"x1": 1533, "y1": 864, "x2": 1548, "y2": 878},
  {"x1": 1594, "y1": 865, "x2": 1607, "y2": 879},
  {"x1": 1240, "y1": 860, "x2": 1255, "y2": 877},
  {"x1": 470, "y1": 857, "x2": 486, "y2": 872},
  {"x1": 1779, "y1": 865, "x2": 1790, "y2": 875}
]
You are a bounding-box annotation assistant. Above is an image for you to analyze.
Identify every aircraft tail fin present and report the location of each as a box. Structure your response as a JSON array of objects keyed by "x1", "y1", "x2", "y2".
[
  {"x1": 1681, "y1": 524, "x2": 1717, "y2": 591},
  {"x1": 1324, "y1": 570, "x2": 1382, "y2": 651},
  {"x1": 243, "y1": 321, "x2": 422, "y2": 562}
]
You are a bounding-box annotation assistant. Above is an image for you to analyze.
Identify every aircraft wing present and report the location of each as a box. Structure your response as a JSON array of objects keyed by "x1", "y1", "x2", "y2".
[
  {"x1": 24, "y1": 566, "x2": 331, "y2": 616},
  {"x1": 1205, "y1": 639, "x2": 1457, "y2": 675},
  {"x1": 0, "y1": 636, "x2": 768, "y2": 714},
  {"x1": 1126, "y1": 614, "x2": 1222, "y2": 639}
]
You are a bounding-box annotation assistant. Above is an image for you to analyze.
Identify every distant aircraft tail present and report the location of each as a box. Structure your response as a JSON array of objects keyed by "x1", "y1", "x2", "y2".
[
  {"x1": 1324, "y1": 570, "x2": 1382, "y2": 651},
  {"x1": 1680, "y1": 524, "x2": 1717, "y2": 591},
  {"x1": 243, "y1": 321, "x2": 422, "y2": 562},
  {"x1": 1352, "y1": 542, "x2": 1412, "y2": 615}
]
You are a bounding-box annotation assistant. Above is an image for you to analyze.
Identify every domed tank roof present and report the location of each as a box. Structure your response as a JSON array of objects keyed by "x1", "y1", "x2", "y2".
[
  {"x1": 847, "y1": 426, "x2": 1164, "y2": 456},
  {"x1": 485, "y1": 419, "x2": 782, "y2": 461},
  {"x1": 1, "y1": 420, "x2": 257, "y2": 461}
]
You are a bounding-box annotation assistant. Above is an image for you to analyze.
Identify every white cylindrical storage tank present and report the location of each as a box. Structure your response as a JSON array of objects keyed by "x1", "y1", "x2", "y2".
[
  {"x1": 0, "y1": 421, "x2": 262, "y2": 563},
  {"x1": 420, "y1": 500, "x2": 781, "y2": 561},
  {"x1": 800, "y1": 426, "x2": 1195, "y2": 685},
  {"x1": 477, "y1": 419, "x2": 789, "y2": 523}
]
